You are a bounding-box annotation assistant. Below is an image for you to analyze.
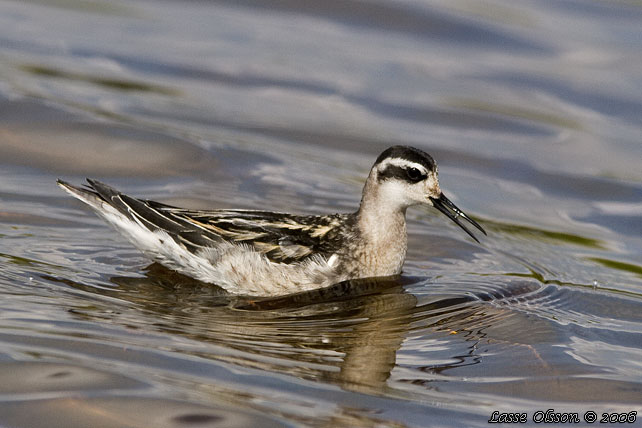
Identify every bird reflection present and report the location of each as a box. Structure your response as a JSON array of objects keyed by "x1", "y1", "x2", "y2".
[
  {"x1": 108, "y1": 264, "x2": 420, "y2": 393},
  {"x1": 60, "y1": 263, "x2": 544, "y2": 396}
]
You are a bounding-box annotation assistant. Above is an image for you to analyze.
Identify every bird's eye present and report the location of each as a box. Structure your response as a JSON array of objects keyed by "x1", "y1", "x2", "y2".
[{"x1": 406, "y1": 167, "x2": 422, "y2": 181}]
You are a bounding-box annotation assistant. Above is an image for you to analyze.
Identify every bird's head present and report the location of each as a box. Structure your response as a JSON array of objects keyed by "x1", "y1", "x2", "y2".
[{"x1": 364, "y1": 145, "x2": 486, "y2": 242}]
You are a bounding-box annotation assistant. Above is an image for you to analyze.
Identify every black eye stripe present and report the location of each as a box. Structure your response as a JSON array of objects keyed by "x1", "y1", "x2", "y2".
[{"x1": 378, "y1": 165, "x2": 426, "y2": 183}]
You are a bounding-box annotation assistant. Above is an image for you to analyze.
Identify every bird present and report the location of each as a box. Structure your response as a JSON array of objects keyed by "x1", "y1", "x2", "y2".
[{"x1": 58, "y1": 145, "x2": 485, "y2": 296}]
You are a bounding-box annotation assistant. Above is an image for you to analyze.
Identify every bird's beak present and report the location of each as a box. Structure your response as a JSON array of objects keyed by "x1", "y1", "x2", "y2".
[{"x1": 429, "y1": 193, "x2": 486, "y2": 243}]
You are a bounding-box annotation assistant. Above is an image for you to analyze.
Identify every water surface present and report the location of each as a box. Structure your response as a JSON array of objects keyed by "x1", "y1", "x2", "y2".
[{"x1": 1, "y1": 0, "x2": 641, "y2": 426}]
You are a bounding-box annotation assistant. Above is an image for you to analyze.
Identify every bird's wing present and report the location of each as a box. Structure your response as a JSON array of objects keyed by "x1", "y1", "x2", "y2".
[
  {"x1": 161, "y1": 208, "x2": 348, "y2": 263},
  {"x1": 63, "y1": 179, "x2": 347, "y2": 263}
]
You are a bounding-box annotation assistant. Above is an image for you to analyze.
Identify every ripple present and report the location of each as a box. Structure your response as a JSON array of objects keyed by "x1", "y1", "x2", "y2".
[
  {"x1": 1, "y1": 0, "x2": 642, "y2": 425},
  {"x1": 0, "y1": 397, "x2": 284, "y2": 428},
  {"x1": 19, "y1": 64, "x2": 178, "y2": 95}
]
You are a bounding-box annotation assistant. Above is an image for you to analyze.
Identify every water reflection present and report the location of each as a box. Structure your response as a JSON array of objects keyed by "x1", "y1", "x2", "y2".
[
  {"x1": 109, "y1": 267, "x2": 419, "y2": 394},
  {"x1": 19, "y1": 64, "x2": 178, "y2": 95},
  {"x1": 60, "y1": 265, "x2": 546, "y2": 396},
  {"x1": 2, "y1": 0, "x2": 642, "y2": 424},
  {"x1": 11, "y1": 246, "x2": 642, "y2": 418}
]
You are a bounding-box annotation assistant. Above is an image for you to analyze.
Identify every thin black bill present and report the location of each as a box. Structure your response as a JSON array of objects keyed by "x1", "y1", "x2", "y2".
[{"x1": 429, "y1": 193, "x2": 486, "y2": 243}]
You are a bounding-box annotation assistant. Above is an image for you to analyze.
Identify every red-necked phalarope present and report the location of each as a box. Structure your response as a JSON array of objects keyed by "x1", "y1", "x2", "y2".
[{"x1": 58, "y1": 145, "x2": 485, "y2": 296}]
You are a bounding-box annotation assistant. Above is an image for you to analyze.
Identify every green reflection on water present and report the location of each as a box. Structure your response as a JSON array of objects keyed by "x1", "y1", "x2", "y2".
[
  {"x1": 446, "y1": 98, "x2": 582, "y2": 130},
  {"x1": 483, "y1": 219, "x2": 606, "y2": 249},
  {"x1": 0, "y1": 253, "x2": 64, "y2": 272},
  {"x1": 19, "y1": 65, "x2": 177, "y2": 96},
  {"x1": 14, "y1": 0, "x2": 137, "y2": 16},
  {"x1": 587, "y1": 257, "x2": 642, "y2": 278}
]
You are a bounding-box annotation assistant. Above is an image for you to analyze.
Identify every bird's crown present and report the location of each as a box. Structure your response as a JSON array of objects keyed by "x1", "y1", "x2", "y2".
[{"x1": 372, "y1": 145, "x2": 437, "y2": 184}]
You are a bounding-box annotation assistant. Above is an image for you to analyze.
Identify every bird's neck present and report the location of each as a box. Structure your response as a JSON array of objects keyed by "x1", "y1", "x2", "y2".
[{"x1": 355, "y1": 180, "x2": 408, "y2": 275}]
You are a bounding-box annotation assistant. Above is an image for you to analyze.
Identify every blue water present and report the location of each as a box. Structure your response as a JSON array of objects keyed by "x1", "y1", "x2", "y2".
[{"x1": 0, "y1": 1, "x2": 641, "y2": 426}]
